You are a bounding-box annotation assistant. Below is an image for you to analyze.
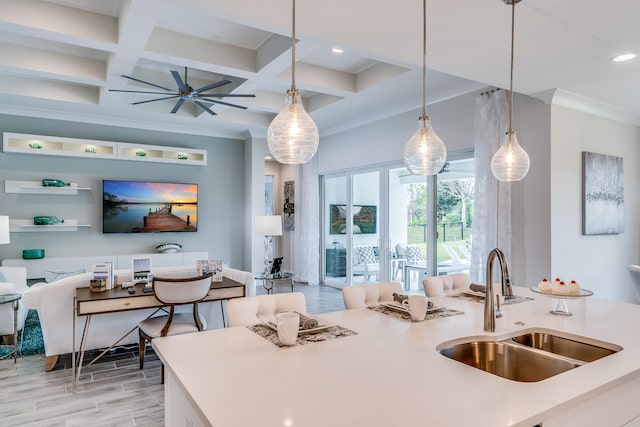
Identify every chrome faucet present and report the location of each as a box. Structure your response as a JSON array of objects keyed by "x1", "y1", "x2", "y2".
[{"x1": 484, "y1": 248, "x2": 514, "y2": 332}]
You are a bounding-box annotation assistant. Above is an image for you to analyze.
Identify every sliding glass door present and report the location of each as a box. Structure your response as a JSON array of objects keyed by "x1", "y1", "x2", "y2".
[
  {"x1": 322, "y1": 169, "x2": 381, "y2": 289},
  {"x1": 321, "y1": 155, "x2": 474, "y2": 289}
]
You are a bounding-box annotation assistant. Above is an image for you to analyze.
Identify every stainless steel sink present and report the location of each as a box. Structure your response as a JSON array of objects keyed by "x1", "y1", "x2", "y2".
[
  {"x1": 438, "y1": 329, "x2": 621, "y2": 382},
  {"x1": 511, "y1": 332, "x2": 618, "y2": 363}
]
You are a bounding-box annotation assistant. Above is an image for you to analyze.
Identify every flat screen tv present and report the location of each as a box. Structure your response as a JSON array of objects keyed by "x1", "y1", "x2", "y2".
[
  {"x1": 103, "y1": 180, "x2": 198, "y2": 233},
  {"x1": 329, "y1": 204, "x2": 377, "y2": 234}
]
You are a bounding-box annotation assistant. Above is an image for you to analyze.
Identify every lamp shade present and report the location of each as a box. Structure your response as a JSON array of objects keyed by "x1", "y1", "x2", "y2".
[
  {"x1": 403, "y1": 116, "x2": 447, "y2": 176},
  {"x1": 0, "y1": 215, "x2": 10, "y2": 245},
  {"x1": 267, "y1": 90, "x2": 319, "y2": 164},
  {"x1": 255, "y1": 215, "x2": 283, "y2": 236},
  {"x1": 491, "y1": 131, "x2": 530, "y2": 181}
]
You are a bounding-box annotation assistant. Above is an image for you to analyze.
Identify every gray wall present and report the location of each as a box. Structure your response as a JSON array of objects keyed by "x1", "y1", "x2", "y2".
[{"x1": 0, "y1": 114, "x2": 248, "y2": 270}]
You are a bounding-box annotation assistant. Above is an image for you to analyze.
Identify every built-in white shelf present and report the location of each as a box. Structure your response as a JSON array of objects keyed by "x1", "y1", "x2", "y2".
[
  {"x1": 5, "y1": 180, "x2": 91, "y2": 195},
  {"x1": 117, "y1": 142, "x2": 207, "y2": 165},
  {"x1": 3, "y1": 132, "x2": 116, "y2": 159},
  {"x1": 9, "y1": 219, "x2": 91, "y2": 232},
  {"x1": 3, "y1": 132, "x2": 207, "y2": 166}
]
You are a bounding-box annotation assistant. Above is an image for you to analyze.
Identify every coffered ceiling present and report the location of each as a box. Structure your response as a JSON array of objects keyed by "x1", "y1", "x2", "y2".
[{"x1": 0, "y1": 0, "x2": 638, "y2": 139}]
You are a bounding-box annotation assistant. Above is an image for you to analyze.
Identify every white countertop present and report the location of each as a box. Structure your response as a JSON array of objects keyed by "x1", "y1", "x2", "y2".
[{"x1": 152, "y1": 287, "x2": 640, "y2": 427}]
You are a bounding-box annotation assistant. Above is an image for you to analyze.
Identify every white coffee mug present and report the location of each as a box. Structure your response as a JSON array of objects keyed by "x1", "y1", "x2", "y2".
[
  {"x1": 402, "y1": 295, "x2": 428, "y2": 321},
  {"x1": 276, "y1": 312, "x2": 300, "y2": 345}
]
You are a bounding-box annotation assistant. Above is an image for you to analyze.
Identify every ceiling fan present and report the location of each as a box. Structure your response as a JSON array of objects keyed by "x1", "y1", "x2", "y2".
[{"x1": 109, "y1": 67, "x2": 255, "y2": 116}]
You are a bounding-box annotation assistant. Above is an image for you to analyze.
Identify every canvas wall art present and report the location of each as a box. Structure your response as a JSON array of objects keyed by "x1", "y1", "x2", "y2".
[
  {"x1": 283, "y1": 180, "x2": 295, "y2": 231},
  {"x1": 582, "y1": 151, "x2": 624, "y2": 235}
]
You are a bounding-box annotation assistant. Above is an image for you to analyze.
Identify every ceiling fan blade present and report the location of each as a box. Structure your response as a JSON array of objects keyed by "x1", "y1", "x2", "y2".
[
  {"x1": 194, "y1": 80, "x2": 232, "y2": 93},
  {"x1": 109, "y1": 89, "x2": 177, "y2": 95},
  {"x1": 131, "y1": 95, "x2": 180, "y2": 105},
  {"x1": 199, "y1": 93, "x2": 256, "y2": 98},
  {"x1": 170, "y1": 99, "x2": 186, "y2": 114},
  {"x1": 171, "y1": 70, "x2": 188, "y2": 93},
  {"x1": 120, "y1": 75, "x2": 173, "y2": 91},
  {"x1": 193, "y1": 100, "x2": 217, "y2": 116},
  {"x1": 200, "y1": 99, "x2": 248, "y2": 110}
]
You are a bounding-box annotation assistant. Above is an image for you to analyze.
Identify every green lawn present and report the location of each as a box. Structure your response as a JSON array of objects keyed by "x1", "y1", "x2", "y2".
[{"x1": 407, "y1": 225, "x2": 471, "y2": 263}]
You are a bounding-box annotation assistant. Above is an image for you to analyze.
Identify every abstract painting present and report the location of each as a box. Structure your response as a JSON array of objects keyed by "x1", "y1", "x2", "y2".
[{"x1": 582, "y1": 152, "x2": 624, "y2": 235}]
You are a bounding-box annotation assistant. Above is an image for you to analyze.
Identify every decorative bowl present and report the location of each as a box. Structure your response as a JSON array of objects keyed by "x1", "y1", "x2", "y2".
[
  {"x1": 23, "y1": 249, "x2": 45, "y2": 259},
  {"x1": 155, "y1": 243, "x2": 183, "y2": 253}
]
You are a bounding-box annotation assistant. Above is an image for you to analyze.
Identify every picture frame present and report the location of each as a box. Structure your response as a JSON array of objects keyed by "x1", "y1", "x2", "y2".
[
  {"x1": 329, "y1": 204, "x2": 377, "y2": 234},
  {"x1": 582, "y1": 151, "x2": 624, "y2": 235},
  {"x1": 132, "y1": 257, "x2": 152, "y2": 281}
]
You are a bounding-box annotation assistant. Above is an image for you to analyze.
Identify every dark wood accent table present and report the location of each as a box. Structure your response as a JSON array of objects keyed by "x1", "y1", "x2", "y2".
[{"x1": 72, "y1": 277, "x2": 245, "y2": 391}]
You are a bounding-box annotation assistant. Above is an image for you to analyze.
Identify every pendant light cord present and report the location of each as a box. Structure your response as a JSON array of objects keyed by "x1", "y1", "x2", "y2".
[
  {"x1": 508, "y1": 0, "x2": 515, "y2": 135},
  {"x1": 421, "y1": 0, "x2": 427, "y2": 120},
  {"x1": 291, "y1": 0, "x2": 297, "y2": 92}
]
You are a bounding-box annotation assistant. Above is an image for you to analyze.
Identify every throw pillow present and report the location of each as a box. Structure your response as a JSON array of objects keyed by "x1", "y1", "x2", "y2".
[
  {"x1": 43, "y1": 268, "x2": 86, "y2": 283},
  {"x1": 0, "y1": 271, "x2": 5, "y2": 282},
  {"x1": 406, "y1": 245, "x2": 424, "y2": 261},
  {"x1": 0, "y1": 282, "x2": 15, "y2": 294},
  {"x1": 357, "y1": 246, "x2": 377, "y2": 264}
]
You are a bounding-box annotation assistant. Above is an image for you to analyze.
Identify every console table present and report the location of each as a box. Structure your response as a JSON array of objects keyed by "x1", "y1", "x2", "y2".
[
  {"x1": 72, "y1": 276, "x2": 244, "y2": 391},
  {"x1": 3, "y1": 251, "x2": 208, "y2": 279},
  {"x1": 326, "y1": 248, "x2": 346, "y2": 277}
]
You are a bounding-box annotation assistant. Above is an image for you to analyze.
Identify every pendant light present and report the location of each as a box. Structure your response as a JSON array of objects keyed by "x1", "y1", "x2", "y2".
[
  {"x1": 403, "y1": 0, "x2": 447, "y2": 176},
  {"x1": 267, "y1": 0, "x2": 319, "y2": 165},
  {"x1": 491, "y1": 0, "x2": 530, "y2": 181}
]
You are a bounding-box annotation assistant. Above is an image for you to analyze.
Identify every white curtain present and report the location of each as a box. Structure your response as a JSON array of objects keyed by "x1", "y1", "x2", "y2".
[
  {"x1": 291, "y1": 155, "x2": 320, "y2": 285},
  {"x1": 470, "y1": 90, "x2": 513, "y2": 283}
]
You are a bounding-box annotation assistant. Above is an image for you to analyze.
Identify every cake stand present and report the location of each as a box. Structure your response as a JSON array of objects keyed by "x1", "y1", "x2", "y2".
[{"x1": 530, "y1": 286, "x2": 593, "y2": 316}]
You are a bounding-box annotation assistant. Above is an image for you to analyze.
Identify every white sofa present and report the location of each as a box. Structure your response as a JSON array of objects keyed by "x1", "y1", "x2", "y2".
[
  {"x1": 23, "y1": 265, "x2": 254, "y2": 371},
  {"x1": 0, "y1": 266, "x2": 29, "y2": 337}
]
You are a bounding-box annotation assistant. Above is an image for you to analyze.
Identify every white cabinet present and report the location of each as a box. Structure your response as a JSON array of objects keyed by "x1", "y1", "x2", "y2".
[{"x1": 3, "y1": 132, "x2": 207, "y2": 165}]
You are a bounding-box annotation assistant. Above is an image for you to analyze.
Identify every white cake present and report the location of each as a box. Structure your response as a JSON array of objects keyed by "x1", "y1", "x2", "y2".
[
  {"x1": 567, "y1": 280, "x2": 582, "y2": 295},
  {"x1": 537, "y1": 278, "x2": 552, "y2": 293},
  {"x1": 552, "y1": 279, "x2": 567, "y2": 294}
]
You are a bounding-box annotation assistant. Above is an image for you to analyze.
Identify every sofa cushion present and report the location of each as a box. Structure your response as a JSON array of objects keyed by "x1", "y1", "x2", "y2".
[
  {"x1": 357, "y1": 246, "x2": 377, "y2": 264},
  {"x1": 43, "y1": 268, "x2": 86, "y2": 283},
  {"x1": 0, "y1": 282, "x2": 15, "y2": 294}
]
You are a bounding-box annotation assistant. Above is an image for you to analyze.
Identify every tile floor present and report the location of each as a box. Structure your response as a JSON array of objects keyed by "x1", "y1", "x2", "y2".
[{"x1": 0, "y1": 284, "x2": 346, "y2": 426}]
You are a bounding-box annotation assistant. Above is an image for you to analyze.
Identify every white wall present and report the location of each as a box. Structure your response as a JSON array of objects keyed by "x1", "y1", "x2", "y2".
[
  {"x1": 550, "y1": 106, "x2": 640, "y2": 302},
  {"x1": 317, "y1": 89, "x2": 640, "y2": 304},
  {"x1": 509, "y1": 95, "x2": 552, "y2": 287},
  {"x1": 0, "y1": 114, "x2": 249, "y2": 271},
  {"x1": 318, "y1": 92, "x2": 477, "y2": 174}
]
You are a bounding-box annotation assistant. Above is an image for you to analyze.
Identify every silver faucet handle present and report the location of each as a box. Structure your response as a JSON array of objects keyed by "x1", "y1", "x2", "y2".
[{"x1": 495, "y1": 294, "x2": 504, "y2": 318}]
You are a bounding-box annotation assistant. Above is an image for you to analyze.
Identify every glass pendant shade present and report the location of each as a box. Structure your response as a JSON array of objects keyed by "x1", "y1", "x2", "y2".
[
  {"x1": 267, "y1": 90, "x2": 319, "y2": 164},
  {"x1": 491, "y1": 131, "x2": 530, "y2": 181},
  {"x1": 403, "y1": 116, "x2": 447, "y2": 176}
]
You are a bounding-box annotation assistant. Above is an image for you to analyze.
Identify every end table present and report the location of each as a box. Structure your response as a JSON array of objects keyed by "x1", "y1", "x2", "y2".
[
  {"x1": 0, "y1": 293, "x2": 21, "y2": 363},
  {"x1": 254, "y1": 272, "x2": 294, "y2": 294}
]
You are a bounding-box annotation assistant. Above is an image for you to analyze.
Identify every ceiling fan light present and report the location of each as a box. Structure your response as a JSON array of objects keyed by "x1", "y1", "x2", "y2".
[
  {"x1": 267, "y1": 90, "x2": 319, "y2": 164},
  {"x1": 403, "y1": 116, "x2": 447, "y2": 176},
  {"x1": 491, "y1": 131, "x2": 530, "y2": 181}
]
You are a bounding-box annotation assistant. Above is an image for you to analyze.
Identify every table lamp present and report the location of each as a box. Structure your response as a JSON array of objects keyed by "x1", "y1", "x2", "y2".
[
  {"x1": 0, "y1": 216, "x2": 10, "y2": 245},
  {"x1": 255, "y1": 215, "x2": 283, "y2": 276}
]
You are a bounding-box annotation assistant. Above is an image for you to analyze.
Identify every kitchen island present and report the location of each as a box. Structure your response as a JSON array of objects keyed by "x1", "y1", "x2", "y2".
[{"x1": 152, "y1": 287, "x2": 640, "y2": 427}]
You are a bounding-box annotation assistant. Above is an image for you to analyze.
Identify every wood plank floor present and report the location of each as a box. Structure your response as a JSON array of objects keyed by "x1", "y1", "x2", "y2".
[{"x1": 0, "y1": 284, "x2": 346, "y2": 426}]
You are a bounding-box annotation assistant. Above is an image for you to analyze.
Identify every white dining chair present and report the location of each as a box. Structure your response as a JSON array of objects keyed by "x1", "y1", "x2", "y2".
[
  {"x1": 226, "y1": 292, "x2": 307, "y2": 327},
  {"x1": 422, "y1": 273, "x2": 470, "y2": 297},
  {"x1": 138, "y1": 273, "x2": 212, "y2": 380},
  {"x1": 342, "y1": 282, "x2": 403, "y2": 309}
]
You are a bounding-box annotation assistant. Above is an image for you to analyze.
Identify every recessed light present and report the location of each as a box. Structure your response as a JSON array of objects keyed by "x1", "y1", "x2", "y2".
[
  {"x1": 332, "y1": 47, "x2": 344, "y2": 54},
  {"x1": 612, "y1": 53, "x2": 636, "y2": 62}
]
